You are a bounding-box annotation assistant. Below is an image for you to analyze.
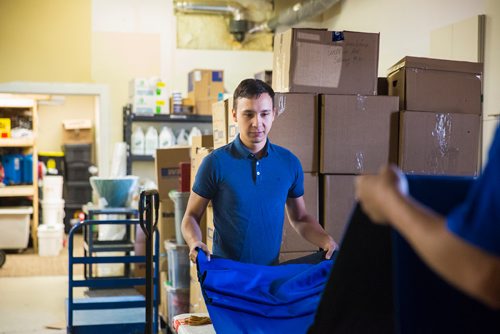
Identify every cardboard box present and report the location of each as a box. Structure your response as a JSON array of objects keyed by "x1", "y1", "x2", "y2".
[
  {"x1": 281, "y1": 173, "x2": 320, "y2": 252},
  {"x1": 189, "y1": 262, "x2": 208, "y2": 313},
  {"x1": 272, "y1": 29, "x2": 379, "y2": 95},
  {"x1": 254, "y1": 70, "x2": 273, "y2": 85},
  {"x1": 206, "y1": 204, "x2": 214, "y2": 252},
  {"x1": 191, "y1": 147, "x2": 213, "y2": 189},
  {"x1": 212, "y1": 98, "x2": 238, "y2": 148},
  {"x1": 188, "y1": 69, "x2": 224, "y2": 101},
  {"x1": 269, "y1": 93, "x2": 318, "y2": 173},
  {"x1": 62, "y1": 119, "x2": 93, "y2": 144},
  {"x1": 160, "y1": 271, "x2": 168, "y2": 321},
  {"x1": 159, "y1": 199, "x2": 176, "y2": 265},
  {"x1": 399, "y1": 111, "x2": 480, "y2": 176},
  {"x1": 323, "y1": 174, "x2": 356, "y2": 243},
  {"x1": 320, "y1": 95, "x2": 399, "y2": 174},
  {"x1": 387, "y1": 56, "x2": 482, "y2": 114},
  {"x1": 191, "y1": 98, "x2": 216, "y2": 116},
  {"x1": 155, "y1": 147, "x2": 191, "y2": 200}
]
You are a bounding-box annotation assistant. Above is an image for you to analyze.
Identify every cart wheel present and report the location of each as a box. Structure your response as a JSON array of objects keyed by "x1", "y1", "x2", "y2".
[{"x1": 0, "y1": 250, "x2": 5, "y2": 268}]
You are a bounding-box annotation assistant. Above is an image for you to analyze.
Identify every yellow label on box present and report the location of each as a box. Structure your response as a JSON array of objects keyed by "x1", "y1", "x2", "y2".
[{"x1": 0, "y1": 118, "x2": 11, "y2": 138}]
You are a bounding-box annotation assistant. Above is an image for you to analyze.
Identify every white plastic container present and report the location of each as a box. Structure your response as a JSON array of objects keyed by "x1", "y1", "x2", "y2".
[
  {"x1": 38, "y1": 224, "x2": 64, "y2": 256},
  {"x1": 41, "y1": 199, "x2": 65, "y2": 226},
  {"x1": 42, "y1": 175, "x2": 64, "y2": 200},
  {"x1": 145, "y1": 126, "x2": 159, "y2": 156},
  {"x1": 0, "y1": 206, "x2": 33, "y2": 249},
  {"x1": 159, "y1": 126, "x2": 176, "y2": 148},
  {"x1": 165, "y1": 240, "x2": 190, "y2": 289},
  {"x1": 131, "y1": 126, "x2": 145, "y2": 155}
]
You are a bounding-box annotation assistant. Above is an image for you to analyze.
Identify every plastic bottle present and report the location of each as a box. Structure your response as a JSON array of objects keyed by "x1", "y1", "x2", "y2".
[
  {"x1": 188, "y1": 126, "x2": 202, "y2": 145},
  {"x1": 176, "y1": 128, "x2": 189, "y2": 146},
  {"x1": 131, "y1": 126, "x2": 145, "y2": 155},
  {"x1": 144, "y1": 126, "x2": 159, "y2": 156},
  {"x1": 159, "y1": 126, "x2": 176, "y2": 148}
]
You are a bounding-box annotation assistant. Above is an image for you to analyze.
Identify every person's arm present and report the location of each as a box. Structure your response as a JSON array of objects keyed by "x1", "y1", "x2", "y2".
[
  {"x1": 286, "y1": 196, "x2": 338, "y2": 259},
  {"x1": 355, "y1": 165, "x2": 500, "y2": 309},
  {"x1": 181, "y1": 191, "x2": 211, "y2": 263}
]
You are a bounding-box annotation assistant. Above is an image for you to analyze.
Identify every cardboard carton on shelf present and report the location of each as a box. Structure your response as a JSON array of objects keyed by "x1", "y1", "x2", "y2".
[{"x1": 62, "y1": 119, "x2": 93, "y2": 144}]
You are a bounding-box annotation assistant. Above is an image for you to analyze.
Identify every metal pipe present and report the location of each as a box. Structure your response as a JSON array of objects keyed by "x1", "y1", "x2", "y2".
[
  {"x1": 249, "y1": 0, "x2": 341, "y2": 34},
  {"x1": 174, "y1": 1, "x2": 245, "y2": 20}
]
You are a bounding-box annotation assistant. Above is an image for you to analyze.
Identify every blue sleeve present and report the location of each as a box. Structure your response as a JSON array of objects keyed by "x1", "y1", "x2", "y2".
[
  {"x1": 446, "y1": 125, "x2": 500, "y2": 257},
  {"x1": 192, "y1": 152, "x2": 218, "y2": 200},
  {"x1": 287, "y1": 154, "x2": 304, "y2": 198}
]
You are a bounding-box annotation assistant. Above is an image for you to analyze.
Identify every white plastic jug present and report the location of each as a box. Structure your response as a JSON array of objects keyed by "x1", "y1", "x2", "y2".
[
  {"x1": 176, "y1": 128, "x2": 189, "y2": 146},
  {"x1": 188, "y1": 126, "x2": 202, "y2": 145},
  {"x1": 145, "y1": 126, "x2": 159, "y2": 156},
  {"x1": 159, "y1": 126, "x2": 176, "y2": 148},
  {"x1": 131, "y1": 126, "x2": 145, "y2": 155}
]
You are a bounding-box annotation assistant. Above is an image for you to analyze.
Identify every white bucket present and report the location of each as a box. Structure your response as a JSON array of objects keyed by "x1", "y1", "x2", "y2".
[
  {"x1": 43, "y1": 175, "x2": 64, "y2": 200},
  {"x1": 41, "y1": 199, "x2": 65, "y2": 226},
  {"x1": 38, "y1": 224, "x2": 64, "y2": 256}
]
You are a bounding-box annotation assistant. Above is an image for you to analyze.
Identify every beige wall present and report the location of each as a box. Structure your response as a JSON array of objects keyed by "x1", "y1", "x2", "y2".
[
  {"x1": 37, "y1": 95, "x2": 96, "y2": 153},
  {"x1": 0, "y1": 0, "x2": 91, "y2": 82}
]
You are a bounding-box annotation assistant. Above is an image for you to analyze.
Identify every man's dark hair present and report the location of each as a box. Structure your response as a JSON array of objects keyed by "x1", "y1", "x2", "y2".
[{"x1": 233, "y1": 79, "x2": 275, "y2": 111}]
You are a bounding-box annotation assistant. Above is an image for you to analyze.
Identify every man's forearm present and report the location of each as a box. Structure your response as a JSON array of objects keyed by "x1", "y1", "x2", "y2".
[
  {"x1": 293, "y1": 215, "x2": 335, "y2": 250},
  {"x1": 181, "y1": 216, "x2": 203, "y2": 248}
]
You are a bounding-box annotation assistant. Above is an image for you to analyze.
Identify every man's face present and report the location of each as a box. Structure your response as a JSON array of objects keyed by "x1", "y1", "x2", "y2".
[{"x1": 233, "y1": 93, "x2": 275, "y2": 149}]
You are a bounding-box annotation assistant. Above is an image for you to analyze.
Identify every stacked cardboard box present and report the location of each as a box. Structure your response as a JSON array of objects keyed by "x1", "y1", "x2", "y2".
[
  {"x1": 212, "y1": 97, "x2": 238, "y2": 149},
  {"x1": 271, "y1": 28, "x2": 399, "y2": 254},
  {"x1": 188, "y1": 69, "x2": 225, "y2": 115},
  {"x1": 387, "y1": 56, "x2": 483, "y2": 176}
]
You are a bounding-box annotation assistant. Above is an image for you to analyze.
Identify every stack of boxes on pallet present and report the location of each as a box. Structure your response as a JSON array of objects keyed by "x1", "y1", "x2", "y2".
[
  {"x1": 271, "y1": 28, "x2": 400, "y2": 252},
  {"x1": 387, "y1": 56, "x2": 482, "y2": 176}
]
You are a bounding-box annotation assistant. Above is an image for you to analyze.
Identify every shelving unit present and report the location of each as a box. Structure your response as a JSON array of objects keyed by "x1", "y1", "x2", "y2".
[
  {"x1": 122, "y1": 104, "x2": 212, "y2": 174},
  {"x1": 0, "y1": 95, "x2": 39, "y2": 251}
]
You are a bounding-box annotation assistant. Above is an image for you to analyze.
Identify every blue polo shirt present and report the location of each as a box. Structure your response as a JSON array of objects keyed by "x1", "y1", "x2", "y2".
[
  {"x1": 447, "y1": 125, "x2": 500, "y2": 256},
  {"x1": 193, "y1": 135, "x2": 304, "y2": 265}
]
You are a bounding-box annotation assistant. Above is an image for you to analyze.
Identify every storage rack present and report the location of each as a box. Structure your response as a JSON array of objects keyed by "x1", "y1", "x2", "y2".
[
  {"x1": 0, "y1": 95, "x2": 39, "y2": 251},
  {"x1": 122, "y1": 104, "x2": 212, "y2": 175}
]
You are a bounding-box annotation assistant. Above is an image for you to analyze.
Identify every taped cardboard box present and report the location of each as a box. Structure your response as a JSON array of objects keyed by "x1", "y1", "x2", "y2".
[
  {"x1": 320, "y1": 95, "x2": 399, "y2": 174},
  {"x1": 269, "y1": 93, "x2": 318, "y2": 173},
  {"x1": 273, "y1": 29, "x2": 379, "y2": 95},
  {"x1": 188, "y1": 69, "x2": 224, "y2": 102},
  {"x1": 322, "y1": 174, "x2": 356, "y2": 243},
  {"x1": 212, "y1": 98, "x2": 237, "y2": 149},
  {"x1": 281, "y1": 173, "x2": 320, "y2": 252},
  {"x1": 206, "y1": 204, "x2": 214, "y2": 252},
  {"x1": 399, "y1": 110, "x2": 480, "y2": 176},
  {"x1": 155, "y1": 147, "x2": 191, "y2": 200},
  {"x1": 254, "y1": 70, "x2": 273, "y2": 86},
  {"x1": 62, "y1": 119, "x2": 93, "y2": 144},
  {"x1": 387, "y1": 56, "x2": 482, "y2": 114}
]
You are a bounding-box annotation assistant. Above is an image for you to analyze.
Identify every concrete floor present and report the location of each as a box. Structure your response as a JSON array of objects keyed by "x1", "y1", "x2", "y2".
[{"x1": 0, "y1": 275, "x2": 84, "y2": 334}]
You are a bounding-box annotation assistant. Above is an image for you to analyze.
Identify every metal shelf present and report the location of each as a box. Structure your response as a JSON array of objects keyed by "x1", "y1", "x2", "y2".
[{"x1": 123, "y1": 104, "x2": 212, "y2": 174}]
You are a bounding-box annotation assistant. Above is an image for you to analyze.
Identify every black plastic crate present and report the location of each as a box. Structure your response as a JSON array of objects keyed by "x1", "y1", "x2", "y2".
[
  {"x1": 64, "y1": 181, "x2": 92, "y2": 205},
  {"x1": 63, "y1": 144, "x2": 92, "y2": 163},
  {"x1": 65, "y1": 161, "x2": 91, "y2": 182}
]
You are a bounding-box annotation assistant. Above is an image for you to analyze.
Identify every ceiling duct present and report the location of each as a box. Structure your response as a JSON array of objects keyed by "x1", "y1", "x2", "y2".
[
  {"x1": 250, "y1": 0, "x2": 340, "y2": 34},
  {"x1": 174, "y1": 1, "x2": 250, "y2": 42},
  {"x1": 174, "y1": 0, "x2": 340, "y2": 42}
]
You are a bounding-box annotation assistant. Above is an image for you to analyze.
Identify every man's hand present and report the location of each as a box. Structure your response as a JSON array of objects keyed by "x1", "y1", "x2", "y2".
[
  {"x1": 323, "y1": 235, "x2": 338, "y2": 260},
  {"x1": 355, "y1": 164, "x2": 409, "y2": 224},
  {"x1": 189, "y1": 241, "x2": 211, "y2": 263}
]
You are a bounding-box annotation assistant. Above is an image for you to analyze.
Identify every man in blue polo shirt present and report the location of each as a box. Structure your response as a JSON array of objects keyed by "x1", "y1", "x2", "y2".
[
  {"x1": 355, "y1": 125, "x2": 500, "y2": 309},
  {"x1": 181, "y1": 79, "x2": 337, "y2": 265}
]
